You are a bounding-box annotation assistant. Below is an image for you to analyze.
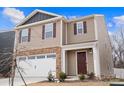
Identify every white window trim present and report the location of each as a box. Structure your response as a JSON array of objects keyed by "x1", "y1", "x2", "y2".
[
  {"x1": 45, "y1": 23, "x2": 53, "y2": 39},
  {"x1": 37, "y1": 55, "x2": 45, "y2": 59},
  {"x1": 18, "y1": 56, "x2": 27, "y2": 62},
  {"x1": 47, "y1": 54, "x2": 56, "y2": 59},
  {"x1": 21, "y1": 28, "x2": 29, "y2": 43},
  {"x1": 76, "y1": 22, "x2": 84, "y2": 35},
  {"x1": 28, "y1": 56, "x2": 36, "y2": 60}
]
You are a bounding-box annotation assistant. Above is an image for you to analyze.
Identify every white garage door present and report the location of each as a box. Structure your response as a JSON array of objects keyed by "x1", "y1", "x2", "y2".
[{"x1": 16, "y1": 53, "x2": 56, "y2": 78}]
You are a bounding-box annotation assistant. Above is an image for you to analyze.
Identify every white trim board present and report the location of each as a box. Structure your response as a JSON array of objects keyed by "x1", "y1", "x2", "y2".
[
  {"x1": 60, "y1": 19, "x2": 63, "y2": 46},
  {"x1": 15, "y1": 16, "x2": 63, "y2": 29},
  {"x1": 93, "y1": 46, "x2": 101, "y2": 78},
  {"x1": 62, "y1": 41, "x2": 97, "y2": 51}
]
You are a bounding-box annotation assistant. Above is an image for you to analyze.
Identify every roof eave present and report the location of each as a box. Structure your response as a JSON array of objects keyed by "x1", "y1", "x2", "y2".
[
  {"x1": 15, "y1": 16, "x2": 63, "y2": 30},
  {"x1": 67, "y1": 14, "x2": 104, "y2": 22}
]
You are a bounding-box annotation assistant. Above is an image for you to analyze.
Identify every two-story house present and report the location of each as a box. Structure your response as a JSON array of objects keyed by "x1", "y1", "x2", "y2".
[{"x1": 14, "y1": 9, "x2": 113, "y2": 79}]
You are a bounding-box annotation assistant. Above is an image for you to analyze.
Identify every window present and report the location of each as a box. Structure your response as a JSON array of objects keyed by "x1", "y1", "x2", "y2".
[
  {"x1": 28, "y1": 56, "x2": 35, "y2": 60},
  {"x1": 47, "y1": 54, "x2": 56, "y2": 59},
  {"x1": 37, "y1": 55, "x2": 45, "y2": 59},
  {"x1": 45, "y1": 23, "x2": 53, "y2": 38},
  {"x1": 19, "y1": 57, "x2": 26, "y2": 61},
  {"x1": 76, "y1": 22, "x2": 83, "y2": 34},
  {"x1": 21, "y1": 29, "x2": 29, "y2": 42}
]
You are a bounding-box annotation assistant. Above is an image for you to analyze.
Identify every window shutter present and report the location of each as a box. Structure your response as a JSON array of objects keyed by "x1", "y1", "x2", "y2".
[
  {"x1": 19, "y1": 30, "x2": 22, "y2": 43},
  {"x1": 83, "y1": 21, "x2": 87, "y2": 33},
  {"x1": 53, "y1": 23, "x2": 56, "y2": 38},
  {"x1": 42, "y1": 25, "x2": 45, "y2": 39},
  {"x1": 74, "y1": 23, "x2": 77, "y2": 35},
  {"x1": 28, "y1": 28, "x2": 31, "y2": 42}
]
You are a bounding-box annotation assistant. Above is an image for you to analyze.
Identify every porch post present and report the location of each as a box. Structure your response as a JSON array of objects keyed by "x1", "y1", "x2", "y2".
[
  {"x1": 61, "y1": 49, "x2": 66, "y2": 73},
  {"x1": 93, "y1": 46, "x2": 101, "y2": 78}
]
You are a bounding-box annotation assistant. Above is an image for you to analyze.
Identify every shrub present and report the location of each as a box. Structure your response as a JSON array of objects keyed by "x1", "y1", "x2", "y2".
[
  {"x1": 47, "y1": 71, "x2": 55, "y2": 82},
  {"x1": 0, "y1": 73, "x2": 3, "y2": 78},
  {"x1": 101, "y1": 76, "x2": 116, "y2": 81},
  {"x1": 87, "y1": 72, "x2": 95, "y2": 80},
  {"x1": 79, "y1": 74, "x2": 85, "y2": 81},
  {"x1": 59, "y1": 72, "x2": 67, "y2": 82}
]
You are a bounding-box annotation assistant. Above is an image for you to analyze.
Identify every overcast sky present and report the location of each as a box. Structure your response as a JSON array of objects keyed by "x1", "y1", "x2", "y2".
[{"x1": 0, "y1": 7, "x2": 124, "y2": 34}]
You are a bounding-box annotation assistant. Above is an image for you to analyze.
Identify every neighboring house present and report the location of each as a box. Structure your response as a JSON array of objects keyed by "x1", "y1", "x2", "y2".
[
  {"x1": 14, "y1": 9, "x2": 113, "y2": 79},
  {"x1": 0, "y1": 31, "x2": 15, "y2": 77}
]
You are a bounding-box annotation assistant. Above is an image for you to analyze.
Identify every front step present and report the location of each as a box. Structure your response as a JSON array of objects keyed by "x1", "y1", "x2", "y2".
[
  {"x1": 66, "y1": 76, "x2": 79, "y2": 81},
  {"x1": 53, "y1": 76, "x2": 79, "y2": 82}
]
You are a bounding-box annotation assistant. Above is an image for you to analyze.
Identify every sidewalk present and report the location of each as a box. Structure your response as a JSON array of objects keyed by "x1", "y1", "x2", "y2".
[{"x1": 0, "y1": 77, "x2": 46, "y2": 86}]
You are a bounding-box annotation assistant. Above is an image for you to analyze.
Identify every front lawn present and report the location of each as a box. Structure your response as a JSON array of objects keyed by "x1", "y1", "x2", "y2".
[{"x1": 28, "y1": 80, "x2": 110, "y2": 86}]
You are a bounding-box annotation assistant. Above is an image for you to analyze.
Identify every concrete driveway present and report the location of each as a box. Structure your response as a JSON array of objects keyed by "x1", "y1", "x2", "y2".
[{"x1": 0, "y1": 77, "x2": 47, "y2": 86}]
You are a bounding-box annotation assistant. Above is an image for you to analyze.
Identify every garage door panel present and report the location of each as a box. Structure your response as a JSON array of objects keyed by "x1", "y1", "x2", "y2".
[
  {"x1": 36, "y1": 58, "x2": 56, "y2": 77},
  {"x1": 17, "y1": 61, "x2": 36, "y2": 77},
  {"x1": 16, "y1": 54, "x2": 56, "y2": 78}
]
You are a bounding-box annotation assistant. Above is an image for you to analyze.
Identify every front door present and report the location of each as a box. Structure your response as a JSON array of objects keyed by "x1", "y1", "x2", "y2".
[{"x1": 77, "y1": 52, "x2": 87, "y2": 74}]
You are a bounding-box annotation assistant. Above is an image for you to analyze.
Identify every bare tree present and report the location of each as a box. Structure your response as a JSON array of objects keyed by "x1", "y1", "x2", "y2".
[
  {"x1": 10, "y1": 48, "x2": 28, "y2": 86},
  {"x1": 111, "y1": 27, "x2": 124, "y2": 68},
  {"x1": 0, "y1": 47, "x2": 27, "y2": 86},
  {"x1": 0, "y1": 48, "x2": 12, "y2": 77}
]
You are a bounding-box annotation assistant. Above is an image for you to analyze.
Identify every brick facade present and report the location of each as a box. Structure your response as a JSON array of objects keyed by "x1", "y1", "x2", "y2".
[{"x1": 16, "y1": 47, "x2": 61, "y2": 78}]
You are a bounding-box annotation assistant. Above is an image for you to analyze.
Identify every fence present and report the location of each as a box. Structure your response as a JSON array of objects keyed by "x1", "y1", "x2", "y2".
[{"x1": 114, "y1": 68, "x2": 124, "y2": 79}]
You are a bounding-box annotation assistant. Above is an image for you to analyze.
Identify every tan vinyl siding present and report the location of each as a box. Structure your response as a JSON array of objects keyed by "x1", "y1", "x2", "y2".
[
  {"x1": 62, "y1": 21, "x2": 67, "y2": 45},
  {"x1": 67, "y1": 50, "x2": 76, "y2": 76},
  {"x1": 15, "y1": 20, "x2": 61, "y2": 51},
  {"x1": 95, "y1": 16, "x2": 113, "y2": 76},
  {"x1": 66, "y1": 17, "x2": 96, "y2": 44}
]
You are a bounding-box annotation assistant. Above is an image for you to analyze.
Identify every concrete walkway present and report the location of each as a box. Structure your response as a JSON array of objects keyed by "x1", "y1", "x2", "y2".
[{"x1": 0, "y1": 77, "x2": 47, "y2": 86}]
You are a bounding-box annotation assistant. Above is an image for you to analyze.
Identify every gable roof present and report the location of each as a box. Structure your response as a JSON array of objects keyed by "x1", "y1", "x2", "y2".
[
  {"x1": 16, "y1": 9, "x2": 62, "y2": 27},
  {"x1": 67, "y1": 14, "x2": 104, "y2": 22}
]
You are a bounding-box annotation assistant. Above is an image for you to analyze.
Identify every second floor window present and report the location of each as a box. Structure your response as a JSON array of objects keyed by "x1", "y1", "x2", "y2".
[
  {"x1": 42, "y1": 23, "x2": 56, "y2": 39},
  {"x1": 19, "y1": 28, "x2": 31, "y2": 43},
  {"x1": 21, "y1": 29, "x2": 28, "y2": 42},
  {"x1": 45, "y1": 23, "x2": 53, "y2": 38},
  {"x1": 76, "y1": 22, "x2": 83, "y2": 34},
  {"x1": 74, "y1": 21, "x2": 87, "y2": 35}
]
